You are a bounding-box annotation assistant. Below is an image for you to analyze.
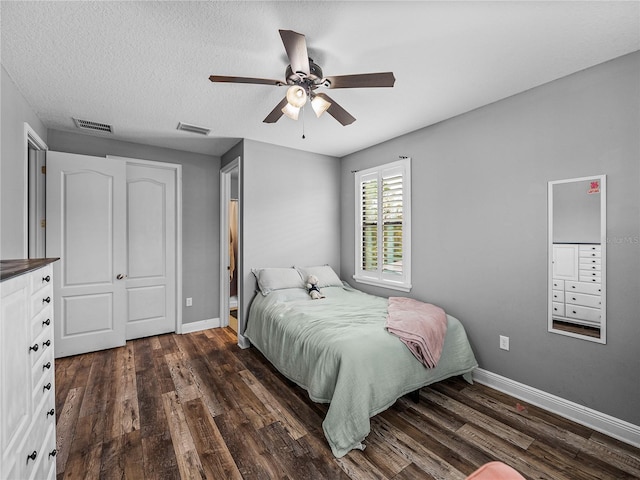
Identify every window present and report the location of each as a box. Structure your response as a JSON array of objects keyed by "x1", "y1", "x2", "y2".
[{"x1": 354, "y1": 158, "x2": 411, "y2": 291}]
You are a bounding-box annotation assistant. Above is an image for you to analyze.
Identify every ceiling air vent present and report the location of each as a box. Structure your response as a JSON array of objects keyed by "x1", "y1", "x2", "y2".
[
  {"x1": 73, "y1": 118, "x2": 113, "y2": 134},
  {"x1": 177, "y1": 122, "x2": 211, "y2": 136}
]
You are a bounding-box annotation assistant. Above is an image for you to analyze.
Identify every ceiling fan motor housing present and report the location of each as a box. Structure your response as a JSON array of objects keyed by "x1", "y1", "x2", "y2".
[{"x1": 286, "y1": 59, "x2": 324, "y2": 88}]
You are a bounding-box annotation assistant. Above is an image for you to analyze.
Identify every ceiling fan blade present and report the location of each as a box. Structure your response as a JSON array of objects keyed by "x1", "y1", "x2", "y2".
[
  {"x1": 279, "y1": 30, "x2": 310, "y2": 76},
  {"x1": 263, "y1": 97, "x2": 289, "y2": 123},
  {"x1": 325, "y1": 72, "x2": 396, "y2": 89},
  {"x1": 315, "y1": 93, "x2": 356, "y2": 126},
  {"x1": 209, "y1": 75, "x2": 284, "y2": 86}
]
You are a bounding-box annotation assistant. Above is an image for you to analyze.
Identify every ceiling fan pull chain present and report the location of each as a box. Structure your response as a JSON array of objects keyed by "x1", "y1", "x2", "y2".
[{"x1": 302, "y1": 106, "x2": 306, "y2": 139}]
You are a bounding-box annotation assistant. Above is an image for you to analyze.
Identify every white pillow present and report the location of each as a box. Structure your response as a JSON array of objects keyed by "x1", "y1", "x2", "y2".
[
  {"x1": 295, "y1": 265, "x2": 342, "y2": 288},
  {"x1": 252, "y1": 267, "x2": 304, "y2": 296}
]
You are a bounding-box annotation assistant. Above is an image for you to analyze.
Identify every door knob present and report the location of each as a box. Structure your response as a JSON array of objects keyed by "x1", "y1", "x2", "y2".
[{"x1": 116, "y1": 274, "x2": 127, "y2": 280}]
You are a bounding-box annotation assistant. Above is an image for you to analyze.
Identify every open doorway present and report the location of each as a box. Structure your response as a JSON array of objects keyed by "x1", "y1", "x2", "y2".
[
  {"x1": 228, "y1": 196, "x2": 239, "y2": 332},
  {"x1": 220, "y1": 158, "x2": 241, "y2": 338}
]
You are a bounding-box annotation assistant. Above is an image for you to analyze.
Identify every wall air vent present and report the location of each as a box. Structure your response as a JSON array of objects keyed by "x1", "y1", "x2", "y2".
[
  {"x1": 73, "y1": 118, "x2": 113, "y2": 134},
  {"x1": 177, "y1": 122, "x2": 211, "y2": 136}
]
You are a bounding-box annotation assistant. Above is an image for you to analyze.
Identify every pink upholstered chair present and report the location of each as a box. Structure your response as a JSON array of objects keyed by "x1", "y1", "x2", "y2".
[{"x1": 466, "y1": 461, "x2": 526, "y2": 480}]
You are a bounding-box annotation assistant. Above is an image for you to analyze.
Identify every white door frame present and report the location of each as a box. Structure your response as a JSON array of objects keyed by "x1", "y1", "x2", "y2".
[
  {"x1": 220, "y1": 157, "x2": 241, "y2": 343},
  {"x1": 23, "y1": 123, "x2": 48, "y2": 259},
  {"x1": 107, "y1": 156, "x2": 183, "y2": 334}
]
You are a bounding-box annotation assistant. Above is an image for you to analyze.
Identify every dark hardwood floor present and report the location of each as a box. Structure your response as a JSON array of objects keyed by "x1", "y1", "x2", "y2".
[{"x1": 54, "y1": 328, "x2": 640, "y2": 480}]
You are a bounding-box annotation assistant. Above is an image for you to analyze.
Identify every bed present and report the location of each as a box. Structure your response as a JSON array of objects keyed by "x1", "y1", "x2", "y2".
[{"x1": 244, "y1": 266, "x2": 478, "y2": 458}]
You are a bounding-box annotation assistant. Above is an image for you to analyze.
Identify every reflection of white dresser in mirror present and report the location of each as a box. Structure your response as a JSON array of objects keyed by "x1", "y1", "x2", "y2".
[
  {"x1": 548, "y1": 175, "x2": 606, "y2": 343},
  {"x1": 552, "y1": 243, "x2": 602, "y2": 327}
]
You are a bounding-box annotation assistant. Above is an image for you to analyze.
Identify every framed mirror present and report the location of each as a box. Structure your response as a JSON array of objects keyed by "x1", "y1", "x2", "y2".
[{"x1": 548, "y1": 175, "x2": 606, "y2": 343}]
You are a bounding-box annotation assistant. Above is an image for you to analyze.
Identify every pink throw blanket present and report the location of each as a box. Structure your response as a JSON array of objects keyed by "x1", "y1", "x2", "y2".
[{"x1": 385, "y1": 297, "x2": 448, "y2": 368}]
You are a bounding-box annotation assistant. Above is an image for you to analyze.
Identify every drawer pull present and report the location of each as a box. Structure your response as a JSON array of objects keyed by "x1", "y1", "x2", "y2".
[
  {"x1": 49, "y1": 449, "x2": 57, "y2": 458},
  {"x1": 27, "y1": 451, "x2": 37, "y2": 462},
  {"x1": 47, "y1": 408, "x2": 55, "y2": 418},
  {"x1": 43, "y1": 296, "x2": 51, "y2": 304},
  {"x1": 572, "y1": 310, "x2": 577, "y2": 314},
  {"x1": 29, "y1": 343, "x2": 39, "y2": 353},
  {"x1": 42, "y1": 318, "x2": 51, "y2": 326},
  {"x1": 43, "y1": 275, "x2": 51, "y2": 283},
  {"x1": 43, "y1": 339, "x2": 51, "y2": 348},
  {"x1": 43, "y1": 382, "x2": 52, "y2": 391},
  {"x1": 43, "y1": 362, "x2": 52, "y2": 370}
]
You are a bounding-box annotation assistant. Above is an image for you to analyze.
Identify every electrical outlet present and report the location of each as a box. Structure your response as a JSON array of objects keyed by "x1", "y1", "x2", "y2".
[
  {"x1": 499, "y1": 335, "x2": 510, "y2": 351},
  {"x1": 186, "y1": 297, "x2": 193, "y2": 307}
]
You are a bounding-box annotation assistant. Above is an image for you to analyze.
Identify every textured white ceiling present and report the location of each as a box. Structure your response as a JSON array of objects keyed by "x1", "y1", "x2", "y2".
[{"x1": 2, "y1": 1, "x2": 639, "y2": 158}]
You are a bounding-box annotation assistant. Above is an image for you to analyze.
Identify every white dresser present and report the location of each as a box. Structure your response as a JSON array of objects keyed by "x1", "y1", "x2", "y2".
[
  {"x1": 552, "y1": 244, "x2": 602, "y2": 327},
  {"x1": 1, "y1": 259, "x2": 58, "y2": 480}
]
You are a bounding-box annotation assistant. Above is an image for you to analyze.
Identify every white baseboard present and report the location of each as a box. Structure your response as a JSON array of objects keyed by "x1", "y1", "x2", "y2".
[
  {"x1": 237, "y1": 333, "x2": 250, "y2": 349},
  {"x1": 473, "y1": 368, "x2": 640, "y2": 448},
  {"x1": 180, "y1": 318, "x2": 220, "y2": 334}
]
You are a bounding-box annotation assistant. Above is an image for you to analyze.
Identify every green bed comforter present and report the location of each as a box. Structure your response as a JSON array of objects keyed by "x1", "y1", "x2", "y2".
[{"x1": 244, "y1": 284, "x2": 478, "y2": 458}]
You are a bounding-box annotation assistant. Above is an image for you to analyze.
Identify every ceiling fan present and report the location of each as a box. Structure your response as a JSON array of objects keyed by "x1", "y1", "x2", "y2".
[{"x1": 209, "y1": 29, "x2": 395, "y2": 126}]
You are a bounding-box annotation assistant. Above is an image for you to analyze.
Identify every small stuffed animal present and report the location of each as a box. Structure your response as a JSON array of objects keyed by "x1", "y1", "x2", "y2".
[{"x1": 306, "y1": 274, "x2": 325, "y2": 299}]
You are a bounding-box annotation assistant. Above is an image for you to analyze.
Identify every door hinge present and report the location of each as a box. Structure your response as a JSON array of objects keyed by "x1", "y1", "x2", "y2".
[
  {"x1": 41, "y1": 166, "x2": 46, "y2": 174},
  {"x1": 40, "y1": 219, "x2": 46, "y2": 228}
]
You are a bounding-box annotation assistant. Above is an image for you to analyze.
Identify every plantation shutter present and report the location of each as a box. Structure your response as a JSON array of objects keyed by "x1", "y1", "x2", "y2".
[
  {"x1": 361, "y1": 177, "x2": 378, "y2": 272},
  {"x1": 354, "y1": 158, "x2": 411, "y2": 292},
  {"x1": 382, "y1": 172, "x2": 403, "y2": 275}
]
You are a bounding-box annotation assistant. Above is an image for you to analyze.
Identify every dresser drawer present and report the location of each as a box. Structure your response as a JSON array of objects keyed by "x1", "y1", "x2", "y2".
[
  {"x1": 30, "y1": 285, "x2": 53, "y2": 318},
  {"x1": 31, "y1": 309, "x2": 53, "y2": 346},
  {"x1": 552, "y1": 279, "x2": 565, "y2": 290},
  {"x1": 565, "y1": 281, "x2": 602, "y2": 295},
  {"x1": 552, "y1": 302, "x2": 565, "y2": 317},
  {"x1": 579, "y1": 257, "x2": 601, "y2": 267},
  {"x1": 578, "y1": 245, "x2": 602, "y2": 258},
  {"x1": 579, "y1": 273, "x2": 601, "y2": 283},
  {"x1": 566, "y1": 292, "x2": 601, "y2": 309},
  {"x1": 31, "y1": 348, "x2": 54, "y2": 395},
  {"x1": 32, "y1": 371, "x2": 55, "y2": 418},
  {"x1": 566, "y1": 304, "x2": 601, "y2": 323},
  {"x1": 578, "y1": 262, "x2": 601, "y2": 272},
  {"x1": 29, "y1": 265, "x2": 53, "y2": 297},
  {"x1": 551, "y1": 290, "x2": 565, "y2": 302}
]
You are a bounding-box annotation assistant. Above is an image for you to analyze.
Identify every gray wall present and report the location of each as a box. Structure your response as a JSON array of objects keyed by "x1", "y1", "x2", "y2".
[
  {"x1": 240, "y1": 139, "x2": 341, "y2": 337},
  {"x1": 47, "y1": 129, "x2": 220, "y2": 325},
  {"x1": 1, "y1": 66, "x2": 48, "y2": 259},
  {"x1": 340, "y1": 52, "x2": 640, "y2": 425}
]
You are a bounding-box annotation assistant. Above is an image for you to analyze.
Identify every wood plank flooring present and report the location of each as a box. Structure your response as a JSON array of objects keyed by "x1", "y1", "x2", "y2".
[{"x1": 55, "y1": 328, "x2": 640, "y2": 480}]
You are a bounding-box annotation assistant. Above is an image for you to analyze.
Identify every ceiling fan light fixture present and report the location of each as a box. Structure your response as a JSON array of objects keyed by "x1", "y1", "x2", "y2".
[
  {"x1": 286, "y1": 85, "x2": 307, "y2": 108},
  {"x1": 311, "y1": 95, "x2": 331, "y2": 118},
  {"x1": 281, "y1": 102, "x2": 300, "y2": 120}
]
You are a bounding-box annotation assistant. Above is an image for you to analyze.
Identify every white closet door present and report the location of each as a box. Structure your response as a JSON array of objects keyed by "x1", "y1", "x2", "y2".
[
  {"x1": 124, "y1": 163, "x2": 176, "y2": 340},
  {"x1": 46, "y1": 151, "x2": 127, "y2": 357}
]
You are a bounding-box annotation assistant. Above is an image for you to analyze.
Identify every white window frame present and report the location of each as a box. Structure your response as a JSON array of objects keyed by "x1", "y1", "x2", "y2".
[{"x1": 353, "y1": 158, "x2": 411, "y2": 292}]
